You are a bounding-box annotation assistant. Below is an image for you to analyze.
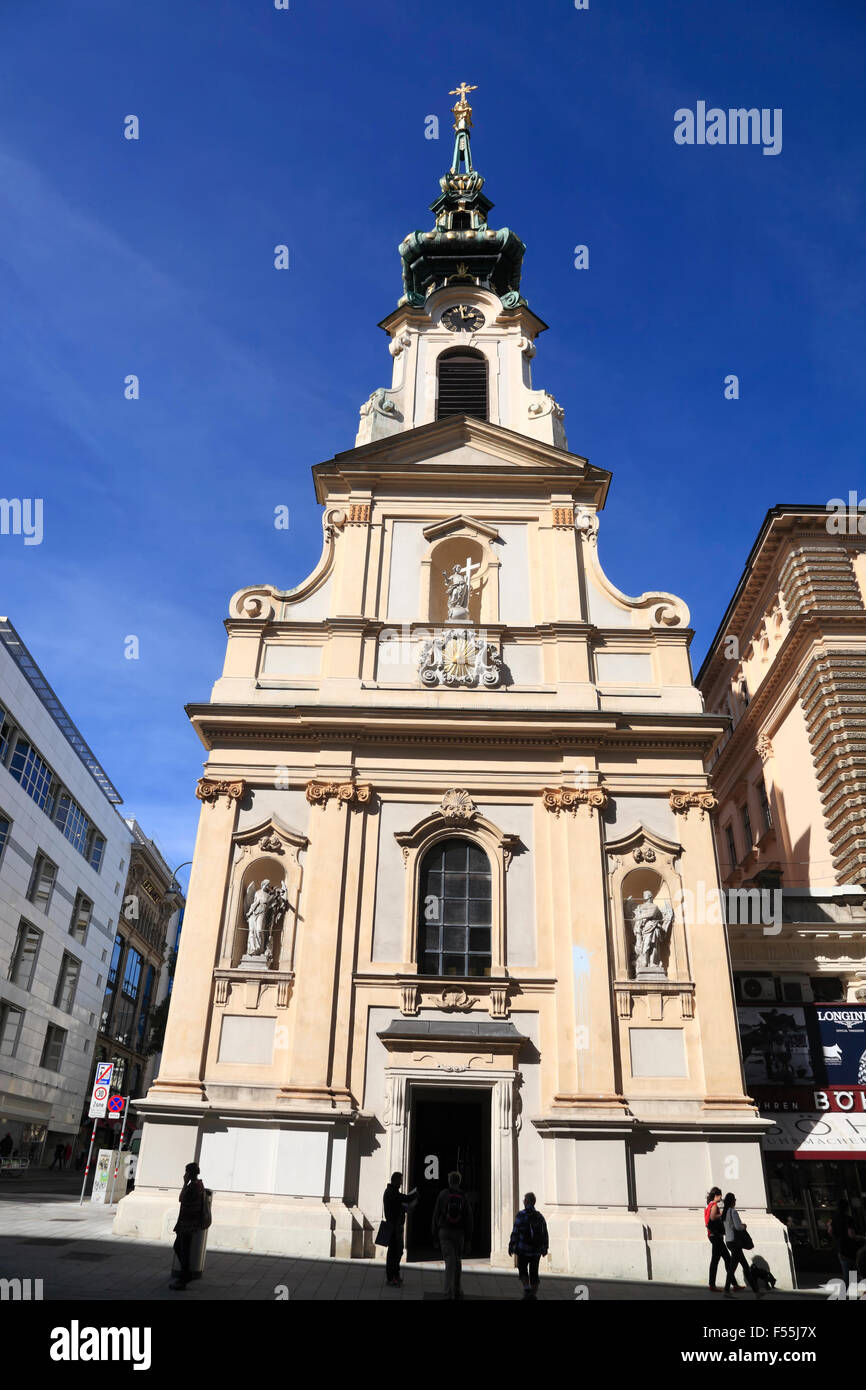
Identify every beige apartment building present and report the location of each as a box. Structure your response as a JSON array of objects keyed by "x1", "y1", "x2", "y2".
[
  {"x1": 116, "y1": 95, "x2": 791, "y2": 1283},
  {"x1": 698, "y1": 504, "x2": 866, "y2": 1275}
]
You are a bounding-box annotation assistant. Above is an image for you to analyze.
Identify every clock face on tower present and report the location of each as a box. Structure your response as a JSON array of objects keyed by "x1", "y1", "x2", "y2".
[{"x1": 441, "y1": 304, "x2": 485, "y2": 333}]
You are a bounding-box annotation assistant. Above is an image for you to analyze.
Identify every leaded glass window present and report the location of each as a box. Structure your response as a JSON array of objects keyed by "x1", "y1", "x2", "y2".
[{"x1": 419, "y1": 838, "x2": 492, "y2": 977}]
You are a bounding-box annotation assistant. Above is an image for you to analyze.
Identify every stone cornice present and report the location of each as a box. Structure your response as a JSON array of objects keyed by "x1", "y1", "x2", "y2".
[
  {"x1": 187, "y1": 704, "x2": 725, "y2": 755},
  {"x1": 697, "y1": 512, "x2": 866, "y2": 682}
]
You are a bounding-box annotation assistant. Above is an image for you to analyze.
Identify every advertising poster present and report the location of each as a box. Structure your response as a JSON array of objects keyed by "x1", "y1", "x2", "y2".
[
  {"x1": 737, "y1": 1006, "x2": 814, "y2": 1086},
  {"x1": 814, "y1": 1004, "x2": 866, "y2": 1085}
]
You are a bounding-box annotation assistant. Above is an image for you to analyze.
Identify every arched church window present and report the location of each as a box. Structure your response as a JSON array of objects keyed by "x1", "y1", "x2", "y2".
[
  {"x1": 419, "y1": 837, "x2": 492, "y2": 977},
  {"x1": 436, "y1": 349, "x2": 488, "y2": 422}
]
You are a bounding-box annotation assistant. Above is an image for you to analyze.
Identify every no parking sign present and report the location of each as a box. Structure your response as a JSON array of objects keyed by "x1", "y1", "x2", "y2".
[{"x1": 107, "y1": 1095, "x2": 125, "y2": 1118}]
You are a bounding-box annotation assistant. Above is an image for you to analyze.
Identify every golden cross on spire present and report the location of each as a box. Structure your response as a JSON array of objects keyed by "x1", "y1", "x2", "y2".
[{"x1": 449, "y1": 81, "x2": 478, "y2": 130}]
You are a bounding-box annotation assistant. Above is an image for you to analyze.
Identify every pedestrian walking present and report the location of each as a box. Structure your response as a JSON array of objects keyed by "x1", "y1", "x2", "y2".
[
  {"x1": 170, "y1": 1162, "x2": 209, "y2": 1291},
  {"x1": 705, "y1": 1186, "x2": 739, "y2": 1292},
  {"x1": 508, "y1": 1193, "x2": 549, "y2": 1300},
  {"x1": 64, "y1": 1143, "x2": 72, "y2": 1167},
  {"x1": 0, "y1": 1133, "x2": 13, "y2": 1159},
  {"x1": 722, "y1": 1192, "x2": 759, "y2": 1296},
  {"x1": 49, "y1": 1142, "x2": 65, "y2": 1170},
  {"x1": 432, "y1": 1170, "x2": 473, "y2": 1299},
  {"x1": 381, "y1": 1171, "x2": 417, "y2": 1286},
  {"x1": 830, "y1": 1197, "x2": 862, "y2": 1289}
]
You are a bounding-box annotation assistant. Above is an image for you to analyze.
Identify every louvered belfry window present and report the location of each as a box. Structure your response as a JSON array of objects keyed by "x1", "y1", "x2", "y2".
[{"x1": 436, "y1": 350, "x2": 488, "y2": 422}]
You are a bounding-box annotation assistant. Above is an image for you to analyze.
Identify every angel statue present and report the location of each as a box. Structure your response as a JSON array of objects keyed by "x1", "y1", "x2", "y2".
[
  {"x1": 631, "y1": 890, "x2": 674, "y2": 977},
  {"x1": 242, "y1": 878, "x2": 288, "y2": 965}
]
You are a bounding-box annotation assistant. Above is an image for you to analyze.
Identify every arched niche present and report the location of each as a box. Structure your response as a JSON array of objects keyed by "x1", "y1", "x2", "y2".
[
  {"x1": 622, "y1": 867, "x2": 674, "y2": 980},
  {"x1": 234, "y1": 856, "x2": 286, "y2": 968},
  {"x1": 219, "y1": 817, "x2": 307, "y2": 972},
  {"x1": 605, "y1": 824, "x2": 691, "y2": 985},
  {"x1": 419, "y1": 516, "x2": 501, "y2": 625}
]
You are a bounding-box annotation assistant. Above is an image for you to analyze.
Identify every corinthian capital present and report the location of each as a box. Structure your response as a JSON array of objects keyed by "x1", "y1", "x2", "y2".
[
  {"x1": 305, "y1": 780, "x2": 373, "y2": 809},
  {"x1": 669, "y1": 790, "x2": 717, "y2": 820},
  {"x1": 196, "y1": 778, "x2": 246, "y2": 806},
  {"x1": 541, "y1": 786, "x2": 608, "y2": 816}
]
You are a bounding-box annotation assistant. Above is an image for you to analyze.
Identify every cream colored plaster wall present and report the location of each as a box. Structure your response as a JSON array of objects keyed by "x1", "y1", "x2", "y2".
[
  {"x1": 492, "y1": 523, "x2": 532, "y2": 624},
  {"x1": 285, "y1": 573, "x2": 334, "y2": 620},
  {"x1": 769, "y1": 699, "x2": 836, "y2": 887},
  {"x1": 237, "y1": 790, "x2": 311, "y2": 837},
  {"x1": 386, "y1": 521, "x2": 427, "y2": 621}
]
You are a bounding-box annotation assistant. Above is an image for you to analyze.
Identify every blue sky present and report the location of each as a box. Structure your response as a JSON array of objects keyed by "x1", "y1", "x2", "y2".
[{"x1": 1, "y1": 0, "x2": 863, "y2": 871}]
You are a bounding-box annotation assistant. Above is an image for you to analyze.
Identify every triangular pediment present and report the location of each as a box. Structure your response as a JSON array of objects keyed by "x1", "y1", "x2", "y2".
[
  {"x1": 422, "y1": 514, "x2": 501, "y2": 543},
  {"x1": 313, "y1": 415, "x2": 610, "y2": 505}
]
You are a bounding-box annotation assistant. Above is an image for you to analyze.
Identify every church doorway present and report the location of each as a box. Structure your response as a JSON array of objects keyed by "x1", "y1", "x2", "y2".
[{"x1": 406, "y1": 1086, "x2": 491, "y2": 1260}]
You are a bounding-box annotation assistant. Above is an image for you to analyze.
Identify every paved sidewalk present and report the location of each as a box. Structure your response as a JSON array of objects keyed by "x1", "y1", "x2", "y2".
[{"x1": 0, "y1": 1188, "x2": 829, "y2": 1302}]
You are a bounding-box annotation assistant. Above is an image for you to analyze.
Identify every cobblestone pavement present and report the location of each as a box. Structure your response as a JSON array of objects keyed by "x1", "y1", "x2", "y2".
[{"x1": 0, "y1": 1179, "x2": 828, "y2": 1302}]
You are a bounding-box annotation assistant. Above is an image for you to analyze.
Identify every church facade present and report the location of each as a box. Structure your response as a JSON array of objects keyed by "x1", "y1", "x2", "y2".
[{"x1": 116, "y1": 92, "x2": 791, "y2": 1283}]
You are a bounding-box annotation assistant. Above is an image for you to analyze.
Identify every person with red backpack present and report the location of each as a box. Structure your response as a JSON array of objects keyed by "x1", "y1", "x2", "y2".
[
  {"x1": 508, "y1": 1193, "x2": 549, "y2": 1300},
  {"x1": 432, "y1": 1170, "x2": 473, "y2": 1299}
]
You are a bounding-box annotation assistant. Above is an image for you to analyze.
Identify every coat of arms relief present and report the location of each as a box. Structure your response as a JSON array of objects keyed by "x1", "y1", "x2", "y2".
[{"x1": 416, "y1": 556, "x2": 503, "y2": 688}]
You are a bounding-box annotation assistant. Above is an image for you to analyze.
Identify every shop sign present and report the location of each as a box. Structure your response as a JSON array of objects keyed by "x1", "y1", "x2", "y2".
[{"x1": 760, "y1": 1109, "x2": 866, "y2": 1158}]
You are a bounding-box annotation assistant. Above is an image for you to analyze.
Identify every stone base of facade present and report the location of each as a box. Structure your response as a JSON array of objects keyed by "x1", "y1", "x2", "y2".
[
  {"x1": 114, "y1": 1187, "x2": 370, "y2": 1260},
  {"x1": 547, "y1": 1207, "x2": 794, "y2": 1287},
  {"x1": 113, "y1": 1190, "x2": 795, "y2": 1289}
]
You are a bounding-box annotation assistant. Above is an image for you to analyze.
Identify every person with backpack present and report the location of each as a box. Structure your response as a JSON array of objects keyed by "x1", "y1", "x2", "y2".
[
  {"x1": 508, "y1": 1193, "x2": 549, "y2": 1300},
  {"x1": 432, "y1": 1170, "x2": 473, "y2": 1299},
  {"x1": 705, "y1": 1186, "x2": 739, "y2": 1292},
  {"x1": 721, "y1": 1192, "x2": 759, "y2": 1297}
]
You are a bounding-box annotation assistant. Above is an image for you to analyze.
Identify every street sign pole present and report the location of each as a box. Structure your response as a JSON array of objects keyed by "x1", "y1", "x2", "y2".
[
  {"x1": 112, "y1": 1097, "x2": 129, "y2": 1186},
  {"x1": 78, "y1": 1118, "x2": 98, "y2": 1207}
]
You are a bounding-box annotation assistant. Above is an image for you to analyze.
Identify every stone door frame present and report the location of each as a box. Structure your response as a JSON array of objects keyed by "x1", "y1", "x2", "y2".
[{"x1": 384, "y1": 1064, "x2": 518, "y2": 1262}]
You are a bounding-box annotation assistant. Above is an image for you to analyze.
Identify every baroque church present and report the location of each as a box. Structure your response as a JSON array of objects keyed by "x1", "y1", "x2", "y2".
[{"x1": 116, "y1": 89, "x2": 790, "y2": 1283}]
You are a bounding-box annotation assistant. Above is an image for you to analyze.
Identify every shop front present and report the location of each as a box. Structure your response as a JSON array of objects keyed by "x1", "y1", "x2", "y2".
[{"x1": 738, "y1": 1000, "x2": 866, "y2": 1276}]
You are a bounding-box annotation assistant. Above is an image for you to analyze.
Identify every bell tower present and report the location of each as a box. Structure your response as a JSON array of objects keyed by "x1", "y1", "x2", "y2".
[{"x1": 356, "y1": 85, "x2": 567, "y2": 450}]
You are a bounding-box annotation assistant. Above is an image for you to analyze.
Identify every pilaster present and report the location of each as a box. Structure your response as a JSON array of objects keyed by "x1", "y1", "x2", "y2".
[{"x1": 150, "y1": 778, "x2": 245, "y2": 1098}]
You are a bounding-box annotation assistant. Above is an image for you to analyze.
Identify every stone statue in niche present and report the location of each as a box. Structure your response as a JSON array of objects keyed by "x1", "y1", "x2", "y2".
[
  {"x1": 242, "y1": 878, "x2": 288, "y2": 967},
  {"x1": 443, "y1": 558, "x2": 479, "y2": 620},
  {"x1": 631, "y1": 890, "x2": 674, "y2": 979}
]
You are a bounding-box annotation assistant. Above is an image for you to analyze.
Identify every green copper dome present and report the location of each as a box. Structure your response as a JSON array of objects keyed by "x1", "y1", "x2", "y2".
[{"x1": 398, "y1": 86, "x2": 527, "y2": 310}]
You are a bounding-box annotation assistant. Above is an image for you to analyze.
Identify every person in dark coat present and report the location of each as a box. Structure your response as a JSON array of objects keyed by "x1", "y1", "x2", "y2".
[
  {"x1": 432, "y1": 1171, "x2": 473, "y2": 1299},
  {"x1": 382, "y1": 1171, "x2": 417, "y2": 1286},
  {"x1": 508, "y1": 1193, "x2": 549, "y2": 1300},
  {"x1": 0, "y1": 1133, "x2": 14, "y2": 1159},
  {"x1": 170, "y1": 1162, "x2": 207, "y2": 1291},
  {"x1": 50, "y1": 1143, "x2": 65, "y2": 1169}
]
